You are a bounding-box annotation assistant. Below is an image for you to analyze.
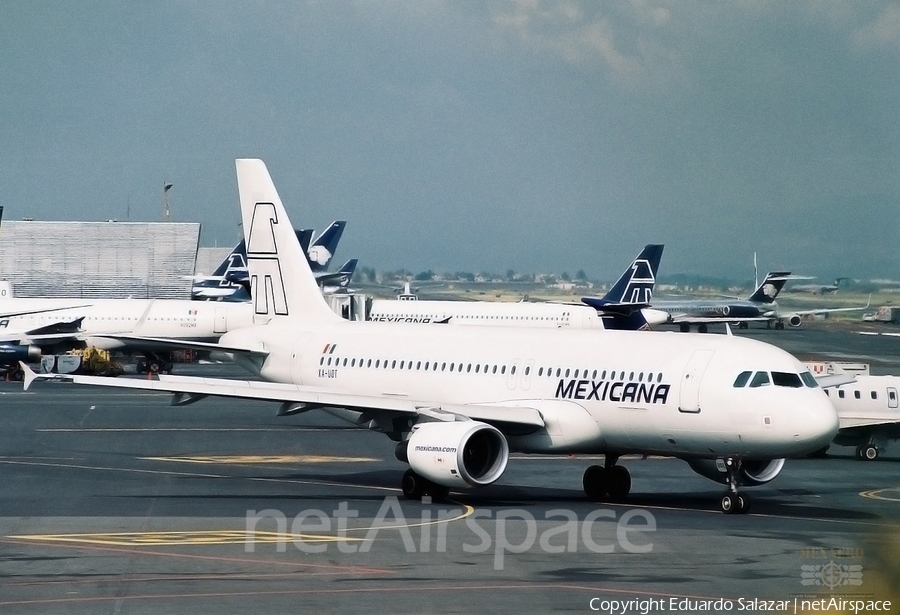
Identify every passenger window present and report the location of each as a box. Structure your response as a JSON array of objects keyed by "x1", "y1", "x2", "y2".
[
  {"x1": 772, "y1": 372, "x2": 803, "y2": 388},
  {"x1": 733, "y1": 371, "x2": 752, "y2": 388},
  {"x1": 524, "y1": 366, "x2": 530, "y2": 375},
  {"x1": 749, "y1": 371, "x2": 771, "y2": 388},
  {"x1": 871, "y1": 391, "x2": 877, "y2": 400},
  {"x1": 511, "y1": 365, "x2": 517, "y2": 375},
  {"x1": 592, "y1": 370, "x2": 598, "y2": 379},
  {"x1": 538, "y1": 367, "x2": 544, "y2": 376},
  {"x1": 854, "y1": 391, "x2": 861, "y2": 399},
  {"x1": 838, "y1": 390, "x2": 845, "y2": 398}
]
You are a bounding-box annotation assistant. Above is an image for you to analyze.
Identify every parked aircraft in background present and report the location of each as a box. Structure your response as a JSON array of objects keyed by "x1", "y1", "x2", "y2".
[
  {"x1": 788, "y1": 277, "x2": 852, "y2": 295},
  {"x1": 0, "y1": 284, "x2": 253, "y2": 375},
  {"x1": 23, "y1": 159, "x2": 840, "y2": 514},
  {"x1": 653, "y1": 272, "x2": 869, "y2": 332},
  {"x1": 369, "y1": 245, "x2": 668, "y2": 330},
  {"x1": 823, "y1": 375, "x2": 900, "y2": 460},
  {"x1": 192, "y1": 224, "x2": 354, "y2": 300}
]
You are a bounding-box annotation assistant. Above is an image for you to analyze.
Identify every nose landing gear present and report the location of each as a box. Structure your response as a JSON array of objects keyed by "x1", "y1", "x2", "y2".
[{"x1": 720, "y1": 458, "x2": 750, "y2": 514}]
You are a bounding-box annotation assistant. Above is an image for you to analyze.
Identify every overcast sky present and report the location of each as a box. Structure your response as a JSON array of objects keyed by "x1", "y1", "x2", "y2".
[{"x1": 2, "y1": 1, "x2": 898, "y2": 280}]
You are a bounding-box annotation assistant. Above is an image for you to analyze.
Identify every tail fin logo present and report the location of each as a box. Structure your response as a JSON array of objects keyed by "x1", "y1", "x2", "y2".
[
  {"x1": 621, "y1": 259, "x2": 656, "y2": 304},
  {"x1": 247, "y1": 202, "x2": 289, "y2": 316}
]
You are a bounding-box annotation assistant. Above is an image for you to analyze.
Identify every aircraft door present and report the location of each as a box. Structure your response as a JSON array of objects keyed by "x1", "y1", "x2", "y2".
[
  {"x1": 521, "y1": 359, "x2": 535, "y2": 391},
  {"x1": 290, "y1": 333, "x2": 313, "y2": 384},
  {"x1": 507, "y1": 359, "x2": 521, "y2": 390},
  {"x1": 888, "y1": 387, "x2": 898, "y2": 409},
  {"x1": 214, "y1": 306, "x2": 227, "y2": 334},
  {"x1": 678, "y1": 349, "x2": 715, "y2": 413}
]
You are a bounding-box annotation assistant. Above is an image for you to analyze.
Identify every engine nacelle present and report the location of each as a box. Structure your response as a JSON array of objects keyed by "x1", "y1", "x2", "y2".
[
  {"x1": 788, "y1": 315, "x2": 803, "y2": 327},
  {"x1": 405, "y1": 421, "x2": 509, "y2": 489},
  {"x1": 0, "y1": 344, "x2": 41, "y2": 363},
  {"x1": 687, "y1": 458, "x2": 785, "y2": 486}
]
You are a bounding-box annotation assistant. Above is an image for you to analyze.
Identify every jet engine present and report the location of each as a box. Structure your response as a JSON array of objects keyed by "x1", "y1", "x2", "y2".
[
  {"x1": 788, "y1": 315, "x2": 803, "y2": 327},
  {"x1": 687, "y1": 458, "x2": 785, "y2": 486},
  {"x1": 0, "y1": 344, "x2": 41, "y2": 363},
  {"x1": 401, "y1": 421, "x2": 509, "y2": 489}
]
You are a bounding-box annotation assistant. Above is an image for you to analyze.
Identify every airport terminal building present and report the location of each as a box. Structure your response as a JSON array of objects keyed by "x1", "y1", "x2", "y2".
[{"x1": 0, "y1": 220, "x2": 200, "y2": 299}]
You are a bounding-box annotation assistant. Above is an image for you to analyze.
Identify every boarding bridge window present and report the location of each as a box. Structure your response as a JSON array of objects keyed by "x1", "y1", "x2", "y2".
[
  {"x1": 800, "y1": 372, "x2": 818, "y2": 388},
  {"x1": 749, "y1": 371, "x2": 771, "y2": 388},
  {"x1": 772, "y1": 372, "x2": 803, "y2": 388},
  {"x1": 733, "y1": 371, "x2": 752, "y2": 388}
]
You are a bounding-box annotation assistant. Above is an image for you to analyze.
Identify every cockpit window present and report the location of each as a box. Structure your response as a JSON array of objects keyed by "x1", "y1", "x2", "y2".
[
  {"x1": 749, "y1": 371, "x2": 771, "y2": 388},
  {"x1": 733, "y1": 371, "x2": 752, "y2": 388},
  {"x1": 772, "y1": 372, "x2": 803, "y2": 388},
  {"x1": 800, "y1": 372, "x2": 818, "y2": 388}
]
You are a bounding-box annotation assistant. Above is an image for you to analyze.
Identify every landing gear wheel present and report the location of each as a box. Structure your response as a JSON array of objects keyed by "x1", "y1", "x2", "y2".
[
  {"x1": 721, "y1": 494, "x2": 748, "y2": 514},
  {"x1": 401, "y1": 469, "x2": 425, "y2": 500},
  {"x1": 583, "y1": 465, "x2": 608, "y2": 501},
  {"x1": 775, "y1": 321, "x2": 785, "y2": 330},
  {"x1": 606, "y1": 465, "x2": 632, "y2": 501},
  {"x1": 857, "y1": 445, "x2": 879, "y2": 461},
  {"x1": 738, "y1": 321, "x2": 749, "y2": 330},
  {"x1": 148, "y1": 361, "x2": 161, "y2": 374},
  {"x1": 698, "y1": 324, "x2": 708, "y2": 334},
  {"x1": 679, "y1": 323, "x2": 690, "y2": 333}
]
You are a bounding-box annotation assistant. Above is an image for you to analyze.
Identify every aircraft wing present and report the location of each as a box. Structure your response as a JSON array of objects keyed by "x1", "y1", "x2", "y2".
[
  {"x1": 782, "y1": 295, "x2": 871, "y2": 320},
  {"x1": 21, "y1": 366, "x2": 545, "y2": 431},
  {"x1": 815, "y1": 374, "x2": 857, "y2": 388},
  {"x1": 89, "y1": 334, "x2": 270, "y2": 359},
  {"x1": 667, "y1": 315, "x2": 772, "y2": 324},
  {"x1": 838, "y1": 417, "x2": 900, "y2": 430}
]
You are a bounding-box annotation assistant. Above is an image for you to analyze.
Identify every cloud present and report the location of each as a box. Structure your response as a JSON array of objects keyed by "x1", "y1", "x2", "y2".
[{"x1": 851, "y1": 4, "x2": 900, "y2": 52}]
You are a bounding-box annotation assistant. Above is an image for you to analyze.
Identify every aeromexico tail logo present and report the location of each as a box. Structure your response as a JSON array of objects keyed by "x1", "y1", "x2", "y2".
[
  {"x1": 247, "y1": 202, "x2": 289, "y2": 316},
  {"x1": 622, "y1": 258, "x2": 655, "y2": 304},
  {"x1": 555, "y1": 377, "x2": 671, "y2": 404}
]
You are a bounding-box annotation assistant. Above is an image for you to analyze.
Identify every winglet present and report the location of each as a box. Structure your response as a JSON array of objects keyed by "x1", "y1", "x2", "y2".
[{"x1": 19, "y1": 362, "x2": 72, "y2": 390}]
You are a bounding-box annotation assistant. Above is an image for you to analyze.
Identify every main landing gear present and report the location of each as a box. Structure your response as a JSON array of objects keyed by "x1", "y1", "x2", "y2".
[
  {"x1": 856, "y1": 444, "x2": 879, "y2": 461},
  {"x1": 400, "y1": 469, "x2": 449, "y2": 502},
  {"x1": 720, "y1": 457, "x2": 750, "y2": 514},
  {"x1": 583, "y1": 455, "x2": 632, "y2": 502}
]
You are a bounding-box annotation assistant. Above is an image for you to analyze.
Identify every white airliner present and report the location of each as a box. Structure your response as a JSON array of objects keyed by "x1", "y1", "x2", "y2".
[
  {"x1": 822, "y1": 376, "x2": 900, "y2": 460},
  {"x1": 368, "y1": 245, "x2": 670, "y2": 330},
  {"x1": 0, "y1": 292, "x2": 253, "y2": 373},
  {"x1": 23, "y1": 159, "x2": 840, "y2": 514}
]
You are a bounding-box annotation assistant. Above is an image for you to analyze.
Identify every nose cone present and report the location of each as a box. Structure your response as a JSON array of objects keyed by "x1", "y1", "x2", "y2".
[{"x1": 789, "y1": 392, "x2": 839, "y2": 455}]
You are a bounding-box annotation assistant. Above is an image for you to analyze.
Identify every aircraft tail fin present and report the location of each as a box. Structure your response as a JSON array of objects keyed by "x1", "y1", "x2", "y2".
[
  {"x1": 236, "y1": 159, "x2": 340, "y2": 324},
  {"x1": 297, "y1": 228, "x2": 314, "y2": 254},
  {"x1": 748, "y1": 271, "x2": 791, "y2": 303},
  {"x1": 307, "y1": 220, "x2": 346, "y2": 273},
  {"x1": 581, "y1": 244, "x2": 663, "y2": 314}
]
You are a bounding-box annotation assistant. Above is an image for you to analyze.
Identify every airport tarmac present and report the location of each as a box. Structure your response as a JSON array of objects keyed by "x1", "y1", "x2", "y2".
[{"x1": 1, "y1": 323, "x2": 899, "y2": 614}]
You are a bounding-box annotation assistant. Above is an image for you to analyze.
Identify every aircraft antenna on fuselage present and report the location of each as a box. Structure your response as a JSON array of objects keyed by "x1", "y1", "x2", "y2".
[{"x1": 235, "y1": 159, "x2": 340, "y2": 325}]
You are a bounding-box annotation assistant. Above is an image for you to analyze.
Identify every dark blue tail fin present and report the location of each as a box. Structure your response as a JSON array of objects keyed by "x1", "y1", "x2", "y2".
[
  {"x1": 307, "y1": 221, "x2": 346, "y2": 273},
  {"x1": 581, "y1": 244, "x2": 663, "y2": 313},
  {"x1": 297, "y1": 228, "x2": 314, "y2": 253},
  {"x1": 748, "y1": 271, "x2": 790, "y2": 303}
]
